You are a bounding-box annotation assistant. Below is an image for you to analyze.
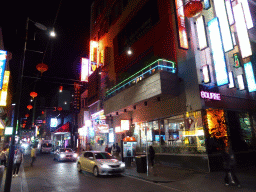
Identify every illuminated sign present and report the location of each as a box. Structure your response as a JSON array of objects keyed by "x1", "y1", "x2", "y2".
[
  {"x1": 208, "y1": 18, "x2": 229, "y2": 86},
  {"x1": 229, "y1": 71, "x2": 235, "y2": 88},
  {"x1": 78, "y1": 127, "x2": 87, "y2": 136},
  {"x1": 121, "y1": 120, "x2": 129, "y2": 131},
  {"x1": 237, "y1": 74, "x2": 245, "y2": 90},
  {"x1": 115, "y1": 126, "x2": 121, "y2": 133},
  {"x1": 4, "y1": 127, "x2": 13, "y2": 135},
  {"x1": 233, "y1": 53, "x2": 241, "y2": 68},
  {"x1": 244, "y1": 62, "x2": 256, "y2": 92},
  {"x1": 196, "y1": 15, "x2": 208, "y2": 50},
  {"x1": 175, "y1": 0, "x2": 188, "y2": 49},
  {"x1": 233, "y1": 3, "x2": 252, "y2": 58},
  {"x1": 225, "y1": 0, "x2": 235, "y2": 25},
  {"x1": 203, "y1": 0, "x2": 211, "y2": 10},
  {"x1": 0, "y1": 71, "x2": 10, "y2": 106},
  {"x1": 81, "y1": 58, "x2": 92, "y2": 82},
  {"x1": 91, "y1": 110, "x2": 105, "y2": 120},
  {"x1": 200, "y1": 91, "x2": 221, "y2": 100},
  {"x1": 90, "y1": 41, "x2": 99, "y2": 70},
  {"x1": 97, "y1": 124, "x2": 109, "y2": 133},
  {"x1": 232, "y1": 32, "x2": 237, "y2": 46},
  {"x1": 0, "y1": 50, "x2": 7, "y2": 90},
  {"x1": 213, "y1": 0, "x2": 234, "y2": 52},
  {"x1": 238, "y1": 0, "x2": 253, "y2": 29},
  {"x1": 50, "y1": 118, "x2": 58, "y2": 127},
  {"x1": 202, "y1": 65, "x2": 210, "y2": 83}
]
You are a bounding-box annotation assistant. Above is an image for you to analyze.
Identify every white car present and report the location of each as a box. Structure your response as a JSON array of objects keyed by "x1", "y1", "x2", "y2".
[
  {"x1": 54, "y1": 148, "x2": 78, "y2": 162},
  {"x1": 77, "y1": 151, "x2": 125, "y2": 177}
]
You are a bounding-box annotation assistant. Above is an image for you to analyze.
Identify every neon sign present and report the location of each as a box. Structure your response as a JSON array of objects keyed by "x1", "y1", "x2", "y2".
[
  {"x1": 233, "y1": 53, "x2": 240, "y2": 68},
  {"x1": 0, "y1": 50, "x2": 7, "y2": 90},
  {"x1": 175, "y1": 0, "x2": 188, "y2": 49},
  {"x1": 81, "y1": 58, "x2": 92, "y2": 82},
  {"x1": 196, "y1": 15, "x2": 208, "y2": 50},
  {"x1": 200, "y1": 91, "x2": 221, "y2": 100},
  {"x1": 208, "y1": 18, "x2": 229, "y2": 86},
  {"x1": 244, "y1": 62, "x2": 256, "y2": 92},
  {"x1": 90, "y1": 41, "x2": 99, "y2": 71}
]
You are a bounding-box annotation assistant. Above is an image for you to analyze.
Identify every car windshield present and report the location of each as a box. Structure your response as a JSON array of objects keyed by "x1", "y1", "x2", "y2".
[
  {"x1": 42, "y1": 143, "x2": 52, "y2": 147},
  {"x1": 60, "y1": 148, "x2": 72, "y2": 152},
  {"x1": 94, "y1": 152, "x2": 115, "y2": 159}
]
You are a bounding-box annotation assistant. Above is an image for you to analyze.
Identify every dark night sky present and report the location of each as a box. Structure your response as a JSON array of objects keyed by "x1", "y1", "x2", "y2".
[{"x1": 1, "y1": 0, "x2": 94, "y2": 118}]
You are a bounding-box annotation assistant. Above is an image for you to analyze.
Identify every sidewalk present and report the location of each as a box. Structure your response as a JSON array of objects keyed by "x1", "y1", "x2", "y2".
[{"x1": 123, "y1": 161, "x2": 256, "y2": 192}]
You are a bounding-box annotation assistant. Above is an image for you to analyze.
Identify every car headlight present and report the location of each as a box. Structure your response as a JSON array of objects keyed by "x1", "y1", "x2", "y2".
[
  {"x1": 100, "y1": 163, "x2": 110, "y2": 168},
  {"x1": 60, "y1": 154, "x2": 65, "y2": 158},
  {"x1": 120, "y1": 162, "x2": 125, "y2": 168},
  {"x1": 73, "y1": 153, "x2": 78, "y2": 158}
]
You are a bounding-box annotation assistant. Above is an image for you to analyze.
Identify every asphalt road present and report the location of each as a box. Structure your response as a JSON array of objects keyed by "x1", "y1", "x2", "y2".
[{"x1": 7, "y1": 153, "x2": 181, "y2": 192}]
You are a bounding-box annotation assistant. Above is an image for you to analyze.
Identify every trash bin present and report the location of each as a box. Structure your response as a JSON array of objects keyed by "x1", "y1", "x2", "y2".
[
  {"x1": 0, "y1": 165, "x2": 4, "y2": 188},
  {"x1": 135, "y1": 155, "x2": 147, "y2": 173},
  {"x1": 125, "y1": 157, "x2": 132, "y2": 167}
]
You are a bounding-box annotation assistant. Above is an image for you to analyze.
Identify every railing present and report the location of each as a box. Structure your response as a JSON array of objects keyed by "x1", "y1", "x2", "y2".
[{"x1": 105, "y1": 58, "x2": 176, "y2": 99}]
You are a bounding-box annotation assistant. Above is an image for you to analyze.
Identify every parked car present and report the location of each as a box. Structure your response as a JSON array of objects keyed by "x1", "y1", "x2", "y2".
[
  {"x1": 77, "y1": 151, "x2": 125, "y2": 177},
  {"x1": 54, "y1": 148, "x2": 78, "y2": 162}
]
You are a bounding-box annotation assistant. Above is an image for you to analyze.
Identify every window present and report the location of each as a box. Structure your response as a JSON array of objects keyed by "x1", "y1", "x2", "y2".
[{"x1": 94, "y1": 152, "x2": 115, "y2": 159}]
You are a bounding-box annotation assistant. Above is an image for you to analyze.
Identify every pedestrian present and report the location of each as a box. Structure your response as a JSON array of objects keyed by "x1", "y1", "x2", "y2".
[
  {"x1": 31, "y1": 145, "x2": 37, "y2": 167},
  {"x1": 111, "y1": 144, "x2": 116, "y2": 156},
  {"x1": 222, "y1": 142, "x2": 240, "y2": 187},
  {"x1": 105, "y1": 145, "x2": 109, "y2": 152},
  {"x1": 160, "y1": 136, "x2": 165, "y2": 145},
  {"x1": 0, "y1": 148, "x2": 7, "y2": 167},
  {"x1": 149, "y1": 146, "x2": 155, "y2": 168},
  {"x1": 116, "y1": 143, "x2": 121, "y2": 158},
  {"x1": 13, "y1": 148, "x2": 23, "y2": 177}
]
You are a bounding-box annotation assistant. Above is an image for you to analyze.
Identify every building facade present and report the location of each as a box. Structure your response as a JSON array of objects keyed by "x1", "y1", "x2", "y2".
[{"x1": 82, "y1": 0, "x2": 256, "y2": 171}]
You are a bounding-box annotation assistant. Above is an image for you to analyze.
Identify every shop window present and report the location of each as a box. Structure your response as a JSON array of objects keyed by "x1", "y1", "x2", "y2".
[{"x1": 239, "y1": 113, "x2": 253, "y2": 146}]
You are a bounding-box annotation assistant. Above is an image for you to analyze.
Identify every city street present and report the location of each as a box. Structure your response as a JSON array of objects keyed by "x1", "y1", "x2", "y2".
[{"x1": 3, "y1": 153, "x2": 181, "y2": 192}]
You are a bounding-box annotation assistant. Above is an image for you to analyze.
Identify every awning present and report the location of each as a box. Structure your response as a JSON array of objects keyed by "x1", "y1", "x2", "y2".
[{"x1": 54, "y1": 122, "x2": 70, "y2": 133}]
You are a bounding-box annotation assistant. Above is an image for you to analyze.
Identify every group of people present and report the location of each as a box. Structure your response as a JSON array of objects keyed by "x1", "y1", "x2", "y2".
[{"x1": 105, "y1": 143, "x2": 121, "y2": 158}]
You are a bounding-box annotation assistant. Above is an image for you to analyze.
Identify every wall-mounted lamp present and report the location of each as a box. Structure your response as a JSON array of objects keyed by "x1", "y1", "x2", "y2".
[
  {"x1": 124, "y1": 109, "x2": 127, "y2": 112},
  {"x1": 127, "y1": 47, "x2": 132, "y2": 55},
  {"x1": 116, "y1": 112, "x2": 119, "y2": 116},
  {"x1": 133, "y1": 105, "x2": 136, "y2": 110},
  {"x1": 144, "y1": 101, "x2": 147, "y2": 106}
]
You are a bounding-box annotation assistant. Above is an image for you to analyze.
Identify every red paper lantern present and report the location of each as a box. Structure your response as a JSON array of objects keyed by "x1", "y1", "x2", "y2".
[
  {"x1": 25, "y1": 114, "x2": 29, "y2": 118},
  {"x1": 43, "y1": 120, "x2": 46, "y2": 124},
  {"x1": 36, "y1": 63, "x2": 48, "y2": 75},
  {"x1": 57, "y1": 107, "x2": 63, "y2": 111},
  {"x1": 27, "y1": 105, "x2": 33, "y2": 110},
  {"x1": 184, "y1": 0, "x2": 203, "y2": 18},
  {"x1": 42, "y1": 111, "x2": 45, "y2": 115},
  {"x1": 30, "y1": 92, "x2": 38, "y2": 98}
]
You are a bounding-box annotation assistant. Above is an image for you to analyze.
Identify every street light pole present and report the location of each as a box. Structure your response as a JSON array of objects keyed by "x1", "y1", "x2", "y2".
[{"x1": 4, "y1": 17, "x2": 29, "y2": 192}]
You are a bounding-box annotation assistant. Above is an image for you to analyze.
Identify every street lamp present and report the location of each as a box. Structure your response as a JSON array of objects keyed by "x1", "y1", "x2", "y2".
[{"x1": 4, "y1": 17, "x2": 54, "y2": 192}]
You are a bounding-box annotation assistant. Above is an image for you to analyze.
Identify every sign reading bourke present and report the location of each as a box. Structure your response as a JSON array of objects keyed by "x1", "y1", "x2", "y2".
[
  {"x1": 199, "y1": 84, "x2": 221, "y2": 101},
  {"x1": 200, "y1": 91, "x2": 221, "y2": 100}
]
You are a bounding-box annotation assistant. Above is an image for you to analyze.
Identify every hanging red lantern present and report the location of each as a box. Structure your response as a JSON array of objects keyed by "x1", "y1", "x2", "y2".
[
  {"x1": 184, "y1": 0, "x2": 203, "y2": 18},
  {"x1": 43, "y1": 120, "x2": 46, "y2": 124},
  {"x1": 25, "y1": 114, "x2": 29, "y2": 118},
  {"x1": 57, "y1": 107, "x2": 63, "y2": 111},
  {"x1": 42, "y1": 111, "x2": 45, "y2": 115},
  {"x1": 22, "y1": 124, "x2": 26, "y2": 128},
  {"x1": 36, "y1": 63, "x2": 48, "y2": 75},
  {"x1": 30, "y1": 91, "x2": 38, "y2": 98},
  {"x1": 59, "y1": 86, "x2": 63, "y2": 92},
  {"x1": 27, "y1": 105, "x2": 33, "y2": 110}
]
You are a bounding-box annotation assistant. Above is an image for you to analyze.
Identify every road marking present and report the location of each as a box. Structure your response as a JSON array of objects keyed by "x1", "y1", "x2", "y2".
[{"x1": 125, "y1": 175, "x2": 185, "y2": 192}]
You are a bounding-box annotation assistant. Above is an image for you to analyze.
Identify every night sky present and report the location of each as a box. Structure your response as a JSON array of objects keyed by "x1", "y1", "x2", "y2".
[{"x1": 1, "y1": 0, "x2": 93, "y2": 119}]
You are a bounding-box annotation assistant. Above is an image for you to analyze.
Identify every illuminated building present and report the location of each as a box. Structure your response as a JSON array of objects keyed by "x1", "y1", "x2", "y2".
[{"x1": 80, "y1": 0, "x2": 256, "y2": 171}]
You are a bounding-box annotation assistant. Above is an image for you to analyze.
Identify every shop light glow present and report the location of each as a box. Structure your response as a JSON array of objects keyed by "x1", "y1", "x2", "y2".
[
  {"x1": 208, "y1": 18, "x2": 229, "y2": 86},
  {"x1": 115, "y1": 126, "x2": 121, "y2": 133},
  {"x1": 233, "y1": 3, "x2": 252, "y2": 58},
  {"x1": 244, "y1": 62, "x2": 256, "y2": 92},
  {"x1": 203, "y1": 0, "x2": 211, "y2": 10},
  {"x1": 228, "y1": 71, "x2": 235, "y2": 88},
  {"x1": 237, "y1": 74, "x2": 245, "y2": 90},
  {"x1": 238, "y1": 0, "x2": 253, "y2": 29},
  {"x1": 225, "y1": 0, "x2": 235, "y2": 25},
  {"x1": 0, "y1": 71, "x2": 10, "y2": 106},
  {"x1": 213, "y1": 0, "x2": 234, "y2": 52},
  {"x1": 0, "y1": 50, "x2": 7, "y2": 90},
  {"x1": 175, "y1": 0, "x2": 188, "y2": 49},
  {"x1": 121, "y1": 120, "x2": 129, "y2": 131},
  {"x1": 202, "y1": 65, "x2": 210, "y2": 83},
  {"x1": 196, "y1": 15, "x2": 208, "y2": 50}
]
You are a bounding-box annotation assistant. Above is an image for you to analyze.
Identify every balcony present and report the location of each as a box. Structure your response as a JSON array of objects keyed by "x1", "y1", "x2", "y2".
[{"x1": 104, "y1": 59, "x2": 179, "y2": 115}]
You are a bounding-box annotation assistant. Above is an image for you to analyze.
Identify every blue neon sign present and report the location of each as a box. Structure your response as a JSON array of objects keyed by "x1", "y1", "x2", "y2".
[
  {"x1": 208, "y1": 18, "x2": 229, "y2": 86},
  {"x1": 244, "y1": 62, "x2": 256, "y2": 92},
  {"x1": 0, "y1": 50, "x2": 7, "y2": 90}
]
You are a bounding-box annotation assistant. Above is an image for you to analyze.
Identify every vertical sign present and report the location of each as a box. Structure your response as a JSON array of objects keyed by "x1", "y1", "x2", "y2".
[
  {"x1": 196, "y1": 15, "x2": 208, "y2": 50},
  {"x1": 90, "y1": 41, "x2": 99, "y2": 71},
  {"x1": 233, "y1": 53, "x2": 241, "y2": 68},
  {"x1": 233, "y1": 3, "x2": 252, "y2": 58},
  {"x1": 73, "y1": 82, "x2": 81, "y2": 112},
  {"x1": 238, "y1": 0, "x2": 253, "y2": 29},
  {"x1": 237, "y1": 74, "x2": 245, "y2": 90},
  {"x1": 228, "y1": 71, "x2": 235, "y2": 88},
  {"x1": 0, "y1": 71, "x2": 10, "y2": 106},
  {"x1": 208, "y1": 18, "x2": 229, "y2": 86},
  {"x1": 175, "y1": 0, "x2": 189, "y2": 49},
  {"x1": 202, "y1": 65, "x2": 210, "y2": 83},
  {"x1": 213, "y1": 0, "x2": 234, "y2": 52},
  {"x1": 244, "y1": 62, "x2": 256, "y2": 92},
  {"x1": 0, "y1": 50, "x2": 7, "y2": 90},
  {"x1": 81, "y1": 58, "x2": 92, "y2": 82},
  {"x1": 225, "y1": 0, "x2": 235, "y2": 25}
]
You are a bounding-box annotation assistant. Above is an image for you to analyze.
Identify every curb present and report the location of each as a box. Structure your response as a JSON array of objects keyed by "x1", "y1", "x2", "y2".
[{"x1": 123, "y1": 172, "x2": 176, "y2": 183}]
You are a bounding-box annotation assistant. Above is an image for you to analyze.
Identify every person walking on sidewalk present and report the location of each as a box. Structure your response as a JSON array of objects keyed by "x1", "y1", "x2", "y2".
[
  {"x1": 149, "y1": 146, "x2": 155, "y2": 168},
  {"x1": 0, "y1": 148, "x2": 7, "y2": 167},
  {"x1": 31, "y1": 145, "x2": 37, "y2": 167},
  {"x1": 222, "y1": 142, "x2": 240, "y2": 187},
  {"x1": 13, "y1": 148, "x2": 23, "y2": 177}
]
